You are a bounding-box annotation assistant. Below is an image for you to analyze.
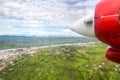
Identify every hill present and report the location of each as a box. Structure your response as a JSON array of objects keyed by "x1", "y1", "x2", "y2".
[{"x1": 0, "y1": 44, "x2": 120, "y2": 80}]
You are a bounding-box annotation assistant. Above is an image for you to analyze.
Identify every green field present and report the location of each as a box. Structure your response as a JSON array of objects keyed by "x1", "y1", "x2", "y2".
[{"x1": 0, "y1": 44, "x2": 120, "y2": 80}]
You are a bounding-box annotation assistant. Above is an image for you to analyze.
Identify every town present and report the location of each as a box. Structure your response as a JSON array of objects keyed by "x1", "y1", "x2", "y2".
[{"x1": 0, "y1": 47, "x2": 39, "y2": 71}]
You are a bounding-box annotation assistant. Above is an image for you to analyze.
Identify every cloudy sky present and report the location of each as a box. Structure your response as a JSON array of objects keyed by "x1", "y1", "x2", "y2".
[{"x1": 0, "y1": 0, "x2": 99, "y2": 37}]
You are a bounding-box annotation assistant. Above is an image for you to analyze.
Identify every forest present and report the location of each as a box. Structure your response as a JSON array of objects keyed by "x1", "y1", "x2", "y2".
[{"x1": 0, "y1": 44, "x2": 120, "y2": 80}]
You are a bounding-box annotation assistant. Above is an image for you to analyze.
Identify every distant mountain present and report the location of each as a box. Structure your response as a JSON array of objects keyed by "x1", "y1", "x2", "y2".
[{"x1": 0, "y1": 35, "x2": 98, "y2": 50}]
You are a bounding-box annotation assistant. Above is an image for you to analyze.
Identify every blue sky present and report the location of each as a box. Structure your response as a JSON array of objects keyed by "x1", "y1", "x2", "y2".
[{"x1": 0, "y1": 0, "x2": 99, "y2": 37}]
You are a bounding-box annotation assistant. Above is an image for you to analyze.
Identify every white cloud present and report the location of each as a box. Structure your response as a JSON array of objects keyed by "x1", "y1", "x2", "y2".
[
  {"x1": 1, "y1": 0, "x2": 99, "y2": 25},
  {"x1": 0, "y1": 0, "x2": 99, "y2": 36}
]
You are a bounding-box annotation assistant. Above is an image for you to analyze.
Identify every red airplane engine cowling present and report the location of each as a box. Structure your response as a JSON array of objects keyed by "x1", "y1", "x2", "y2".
[{"x1": 95, "y1": 0, "x2": 120, "y2": 63}]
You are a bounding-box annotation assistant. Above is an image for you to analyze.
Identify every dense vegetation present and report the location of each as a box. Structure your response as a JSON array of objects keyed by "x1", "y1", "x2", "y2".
[
  {"x1": 1, "y1": 44, "x2": 120, "y2": 80},
  {"x1": 0, "y1": 36, "x2": 98, "y2": 50}
]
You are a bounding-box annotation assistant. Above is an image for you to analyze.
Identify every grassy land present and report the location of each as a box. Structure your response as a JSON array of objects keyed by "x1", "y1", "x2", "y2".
[{"x1": 0, "y1": 44, "x2": 120, "y2": 80}]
